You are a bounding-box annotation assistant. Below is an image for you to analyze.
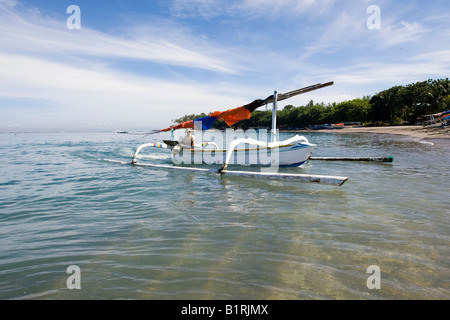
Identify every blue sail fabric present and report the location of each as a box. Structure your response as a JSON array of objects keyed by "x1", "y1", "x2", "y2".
[{"x1": 193, "y1": 115, "x2": 218, "y2": 130}]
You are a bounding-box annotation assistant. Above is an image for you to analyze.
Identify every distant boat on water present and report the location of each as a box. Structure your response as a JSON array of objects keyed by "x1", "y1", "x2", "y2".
[{"x1": 309, "y1": 123, "x2": 345, "y2": 130}]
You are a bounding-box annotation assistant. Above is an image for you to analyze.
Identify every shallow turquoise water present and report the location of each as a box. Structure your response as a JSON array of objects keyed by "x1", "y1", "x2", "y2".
[{"x1": 0, "y1": 131, "x2": 448, "y2": 299}]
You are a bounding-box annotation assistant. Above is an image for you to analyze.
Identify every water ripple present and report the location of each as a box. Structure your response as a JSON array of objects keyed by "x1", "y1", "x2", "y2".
[{"x1": 0, "y1": 132, "x2": 448, "y2": 299}]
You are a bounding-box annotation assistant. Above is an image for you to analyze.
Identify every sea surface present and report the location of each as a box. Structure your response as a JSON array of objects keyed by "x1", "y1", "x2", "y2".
[{"x1": 0, "y1": 130, "x2": 449, "y2": 300}]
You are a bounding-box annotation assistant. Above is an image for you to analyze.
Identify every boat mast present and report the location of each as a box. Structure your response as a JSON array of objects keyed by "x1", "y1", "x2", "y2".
[{"x1": 272, "y1": 90, "x2": 278, "y2": 142}]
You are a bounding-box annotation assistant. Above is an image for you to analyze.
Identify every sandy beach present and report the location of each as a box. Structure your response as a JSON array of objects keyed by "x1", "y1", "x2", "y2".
[{"x1": 301, "y1": 125, "x2": 450, "y2": 140}]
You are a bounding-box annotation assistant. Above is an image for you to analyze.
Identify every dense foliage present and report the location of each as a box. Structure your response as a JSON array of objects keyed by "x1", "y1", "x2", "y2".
[
  {"x1": 173, "y1": 78, "x2": 450, "y2": 129},
  {"x1": 369, "y1": 79, "x2": 450, "y2": 125}
]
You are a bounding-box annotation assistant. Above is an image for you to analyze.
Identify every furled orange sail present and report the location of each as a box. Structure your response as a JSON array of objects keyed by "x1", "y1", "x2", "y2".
[
  {"x1": 160, "y1": 120, "x2": 195, "y2": 132},
  {"x1": 210, "y1": 106, "x2": 252, "y2": 127}
]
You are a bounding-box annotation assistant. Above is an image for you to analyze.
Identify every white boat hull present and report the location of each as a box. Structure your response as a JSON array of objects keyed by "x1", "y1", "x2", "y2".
[{"x1": 170, "y1": 136, "x2": 316, "y2": 167}]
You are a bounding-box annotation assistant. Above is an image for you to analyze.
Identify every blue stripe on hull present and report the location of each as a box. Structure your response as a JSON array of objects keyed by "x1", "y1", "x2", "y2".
[{"x1": 280, "y1": 161, "x2": 307, "y2": 168}]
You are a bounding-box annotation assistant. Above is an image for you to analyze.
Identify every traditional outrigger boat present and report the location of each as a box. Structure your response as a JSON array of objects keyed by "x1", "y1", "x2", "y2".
[
  {"x1": 122, "y1": 82, "x2": 352, "y2": 186},
  {"x1": 422, "y1": 110, "x2": 450, "y2": 130},
  {"x1": 105, "y1": 81, "x2": 396, "y2": 185},
  {"x1": 132, "y1": 82, "x2": 334, "y2": 168},
  {"x1": 134, "y1": 134, "x2": 316, "y2": 168}
]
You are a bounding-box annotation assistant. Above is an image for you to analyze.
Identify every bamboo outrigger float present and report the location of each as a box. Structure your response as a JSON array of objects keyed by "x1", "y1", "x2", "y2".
[
  {"x1": 104, "y1": 158, "x2": 349, "y2": 186},
  {"x1": 309, "y1": 156, "x2": 394, "y2": 162},
  {"x1": 126, "y1": 160, "x2": 349, "y2": 186}
]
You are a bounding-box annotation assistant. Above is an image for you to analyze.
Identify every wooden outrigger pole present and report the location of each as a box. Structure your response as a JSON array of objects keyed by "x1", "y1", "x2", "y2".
[
  {"x1": 105, "y1": 159, "x2": 349, "y2": 186},
  {"x1": 309, "y1": 156, "x2": 394, "y2": 162}
]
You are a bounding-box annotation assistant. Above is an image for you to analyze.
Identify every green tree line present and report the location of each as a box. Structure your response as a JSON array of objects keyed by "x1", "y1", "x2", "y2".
[{"x1": 173, "y1": 78, "x2": 450, "y2": 129}]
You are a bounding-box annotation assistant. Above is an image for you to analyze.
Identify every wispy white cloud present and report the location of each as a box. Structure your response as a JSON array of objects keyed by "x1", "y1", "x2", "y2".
[
  {"x1": 311, "y1": 49, "x2": 450, "y2": 97},
  {"x1": 0, "y1": 52, "x2": 247, "y2": 130},
  {"x1": 0, "y1": 0, "x2": 255, "y2": 130},
  {"x1": 372, "y1": 20, "x2": 428, "y2": 47},
  {"x1": 0, "y1": 0, "x2": 238, "y2": 74},
  {"x1": 299, "y1": 0, "x2": 431, "y2": 59},
  {"x1": 239, "y1": 0, "x2": 338, "y2": 17},
  {"x1": 168, "y1": 0, "x2": 339, "y2": 19},
  {"x1": 167, "y1": 0, "x2": 226, "y2": 19}
]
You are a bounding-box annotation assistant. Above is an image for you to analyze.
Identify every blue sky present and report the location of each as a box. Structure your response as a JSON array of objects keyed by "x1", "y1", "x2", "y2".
[{"x1": 1, "y1": 0, "x2": 449, "y2": 131}]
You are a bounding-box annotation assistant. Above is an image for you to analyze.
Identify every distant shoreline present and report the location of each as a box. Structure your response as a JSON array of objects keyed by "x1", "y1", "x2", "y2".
[{"x1": 282, "y1": 125, "x2": 450, "y2": 140}]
